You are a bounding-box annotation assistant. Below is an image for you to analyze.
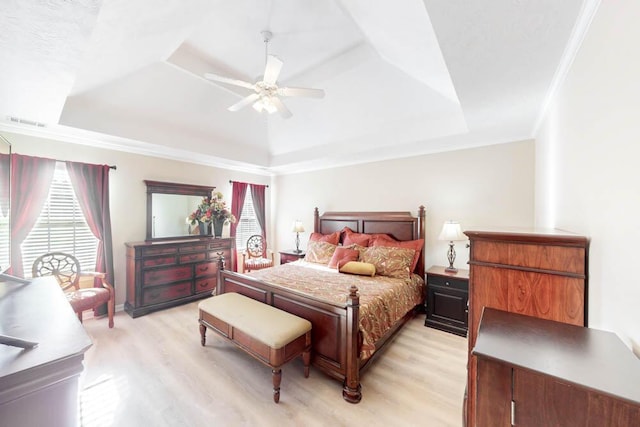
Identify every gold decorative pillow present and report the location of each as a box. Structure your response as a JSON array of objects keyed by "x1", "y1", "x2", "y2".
[
  {"x1": 339, "y1": 261, "x2": 376, "y2": 277},
  {"x1": 304, "y1": 241, "x2": 337, "y2": 264},
  {"x1": 361, "y1": 246, "x2": 414, "y2": 278}
]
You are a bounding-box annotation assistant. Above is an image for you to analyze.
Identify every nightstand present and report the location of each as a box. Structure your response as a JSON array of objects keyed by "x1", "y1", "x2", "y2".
[
  {"x1": 279, "y1": 250, "x2": 305, "y2": 264},
  {"x1": 424, "y1": 265, "x2": 469, "y2": 336}
]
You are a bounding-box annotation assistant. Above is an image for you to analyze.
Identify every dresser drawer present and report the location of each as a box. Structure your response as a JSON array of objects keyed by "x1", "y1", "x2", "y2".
[
  {"x1": 427, "y1": 274, "x2": 468, "y2": 291},
  {"x1": 142, "y1": 255, "x2": 177, "y2": 268},
  {"x1": 180, "y1": 243, "x2": 208, "y2": 253},
  {"x1": 195, "y1": 277, "x2": 217, "y2": 293},
  {"x1": 143, "y1": 265, "x2": 192, "y2": 287},
  {"x1": 143, "y1": 282, "x2": 191, "y2": 305},
  {"x1": 195, "y1": 261, "x2": 218, "y2": 278},
  {"x1": 179, "y1": 252, "x2": 207, "y2": 264},
  {"x1": 208, "y1": 239, "x2": 233, "y2": 251},
  {"x1": 208, "y1": 249, "x2": 232, "y2": 261},
  {"x1": 141, "y1": 246, "x2": 178, "y2": 256},
  {"x1": 472, "y1": 241, "x2": 585, "y2": 274}
]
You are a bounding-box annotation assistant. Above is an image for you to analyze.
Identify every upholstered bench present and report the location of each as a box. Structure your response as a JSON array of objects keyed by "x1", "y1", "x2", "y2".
[{"x1": 198, "y1": 292, "x2": 312, "y2": 403}]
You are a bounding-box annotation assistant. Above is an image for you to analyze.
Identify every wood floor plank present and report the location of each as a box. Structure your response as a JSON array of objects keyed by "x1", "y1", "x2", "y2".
[{"x1": 79, "y1": 301, "x2": 467, "y2": 427}]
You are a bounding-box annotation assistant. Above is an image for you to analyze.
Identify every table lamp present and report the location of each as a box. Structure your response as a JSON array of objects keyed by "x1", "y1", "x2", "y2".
[
  {"x1": 292, "y1": 220, "x2": 305, "y2": 253},
  {"x1": 438, "y1": 221, "x2": 466, "y2": 273}
]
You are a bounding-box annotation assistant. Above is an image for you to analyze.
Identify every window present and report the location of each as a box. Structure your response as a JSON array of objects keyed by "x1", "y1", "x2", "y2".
[
  {"x1": 22, "y1": 162, "x2": 98, "y2": 277},
  {"x1": 235, "y1": 190, "x2": 262, "y2": 250}
]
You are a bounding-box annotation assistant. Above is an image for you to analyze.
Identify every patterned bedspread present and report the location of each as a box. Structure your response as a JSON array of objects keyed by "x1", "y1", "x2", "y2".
[{"x1": 247, "y1": 261, "x2": 425, "y2": 360}]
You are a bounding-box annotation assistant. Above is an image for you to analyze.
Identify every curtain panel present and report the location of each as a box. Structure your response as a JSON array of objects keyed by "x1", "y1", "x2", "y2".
[
  {"x1": 9, "y1": 154, "x2": 56, "y2": 277},
  {"x1": 67, "y1": 161, "x2": 115, "y2": 317}
]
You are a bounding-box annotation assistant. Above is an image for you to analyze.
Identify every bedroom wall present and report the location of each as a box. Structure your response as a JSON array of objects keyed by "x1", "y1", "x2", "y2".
[
  {"x1": 273, "y1": 139, "x2": 535, "y2": 272},
  {"x1": 3, "y1": 131, "x2": 270, "y2": 308},
  {"x1": 535, "y1": 0, "x2": 640, "y2": 353}
]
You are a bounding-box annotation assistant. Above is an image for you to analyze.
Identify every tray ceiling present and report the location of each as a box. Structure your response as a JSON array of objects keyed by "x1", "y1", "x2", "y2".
[{"x1": 0, "y1": 0, "x2": 589, "y2": 174}]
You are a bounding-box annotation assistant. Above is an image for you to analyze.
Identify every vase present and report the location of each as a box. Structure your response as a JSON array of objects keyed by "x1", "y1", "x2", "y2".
[
  {"x1": 198, "y1": 222, "x2": 212, "y2": 236},
  {"x1": 213, "y1": 218, "x2": 225, "y2": 238}
]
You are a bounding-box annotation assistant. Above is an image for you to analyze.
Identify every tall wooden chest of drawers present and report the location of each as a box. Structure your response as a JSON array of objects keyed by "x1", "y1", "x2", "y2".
[
  {"x1": 463, "y1": 229, "x2": 589, "y2": 427},
  {"x1": 125, "y1": 238, "x2": 235, "y2": 318}
]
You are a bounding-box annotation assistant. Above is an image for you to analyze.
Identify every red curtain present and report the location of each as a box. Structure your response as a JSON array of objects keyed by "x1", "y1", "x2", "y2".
[
  {"x1": 9, "y1": 154, "x2": 56, "y2": 277},
  {"x1": 230, "y1": 181, "x2": 248, "y2": 272},
  {"x1": 67, "y1": 162, "x2": 114, "y2": 316},
  {"x1": 230, "y1": 181, "x2": 248, "y2": 238},
  {"x1": 250, "y1": 184, "x2": 267, "y2": 241}
]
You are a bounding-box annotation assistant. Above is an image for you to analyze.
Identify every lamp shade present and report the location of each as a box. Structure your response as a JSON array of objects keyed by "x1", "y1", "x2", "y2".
[
  {"x1": 438, "y1": 221, "x2": 466, "y2": 241},
  {"x1": 292, "y1": 220, "x2": 305, "y2": 233}
]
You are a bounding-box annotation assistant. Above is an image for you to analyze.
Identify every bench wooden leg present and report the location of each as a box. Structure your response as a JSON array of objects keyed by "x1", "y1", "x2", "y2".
[
  {"x1": 272, "y1": 368, "x2": 282, "y2": 403},
  {"x1": 199, "y1": 323, "x2": 206, "y2": 346},
  {"x1": 303, "y1": 348, "x2": 310, "y2": 378}
]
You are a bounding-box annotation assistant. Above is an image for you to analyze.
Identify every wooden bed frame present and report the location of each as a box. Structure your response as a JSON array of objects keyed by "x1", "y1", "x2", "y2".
[{"x1": 215, "y1": 206, "x2": 426, "y2": 403}]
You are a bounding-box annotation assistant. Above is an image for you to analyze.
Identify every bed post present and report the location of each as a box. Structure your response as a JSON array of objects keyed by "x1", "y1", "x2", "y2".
[
  {"x1": 313, "y1": 207, "x2": 320, "y2": 232},
  {"x1": 343, "y1": 285, "x2": 362, "y2": 403},
  {"x1": 215, "y1": 252, "x2": 226, "y2": 295},
  {"x1": 417, "y1": 205, "x2": 426, "y2": 278}
]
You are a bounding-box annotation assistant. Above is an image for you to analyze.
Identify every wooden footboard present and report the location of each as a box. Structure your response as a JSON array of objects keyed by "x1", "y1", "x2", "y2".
[{"x1": 216, "y1": 258, "x2": 362, "y2": 402}]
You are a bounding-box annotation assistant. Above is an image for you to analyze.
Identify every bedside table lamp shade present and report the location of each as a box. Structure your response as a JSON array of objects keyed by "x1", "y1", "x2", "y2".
[
  {"x1": 438, "y1": 221, "x2": 466, "y2": 273},
  {"x1": 292, "y1": 220, "x2": 305, "y2": 253}
]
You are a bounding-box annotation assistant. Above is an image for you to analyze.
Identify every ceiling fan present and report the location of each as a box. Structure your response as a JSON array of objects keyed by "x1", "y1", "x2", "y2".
[{"x1": 204, "y1": 31, "x2": 325, "y2": 119}]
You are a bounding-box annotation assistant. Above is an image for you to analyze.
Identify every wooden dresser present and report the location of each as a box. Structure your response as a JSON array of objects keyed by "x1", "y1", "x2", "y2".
[
  {"x1": 473, "y1": 308, "x2": 640, "y2": 427},
  {"x1": 125, "y1": 238, "x2": 235, "y2": 318},
  {"x1": 464, "y1": 229, "x2": 589, "y2": 427}
]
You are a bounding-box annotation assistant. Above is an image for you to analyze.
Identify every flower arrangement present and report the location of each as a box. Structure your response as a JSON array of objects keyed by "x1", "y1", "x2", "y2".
[{"x1": 187, "y1": 192, "x2": 236, "y2": 225}]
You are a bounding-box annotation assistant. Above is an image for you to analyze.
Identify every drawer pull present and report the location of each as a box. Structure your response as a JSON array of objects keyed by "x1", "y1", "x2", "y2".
[
  {"x1": 445, "y1": 281, "x2": 450, "y2": 286},
  {"x1": 199, "y1": 281, "x2": 209, "y2": 288},
  {"x1": 198, "y1": 266, "x2": 210, "y2": 272}
]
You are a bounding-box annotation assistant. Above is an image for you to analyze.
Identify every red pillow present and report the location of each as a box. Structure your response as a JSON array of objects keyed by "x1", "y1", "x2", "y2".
[
  {"x1": 343, "y1": 233, "x2": 370, "y2": 247},
  {"x1": 371, "y1": 236, "x2": 424, "y2": 273},
  {"x1": 309, "y1": 231, "x2": 340, "y2": 245},
  {"x1": 341, "y1": 227, "x2": 383, "y2": 246},
  {"x1": 328, "y1": 247, "x2": 359, "y2": 269}
]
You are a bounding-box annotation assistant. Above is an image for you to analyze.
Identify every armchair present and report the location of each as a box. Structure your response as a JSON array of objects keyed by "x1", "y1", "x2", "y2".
[
  {"x1": 32, "y1": 252, "x2": 114, "y2": 328},
  {"x1": 242, "y1": 235, "x2": 274, "y2": 273}
]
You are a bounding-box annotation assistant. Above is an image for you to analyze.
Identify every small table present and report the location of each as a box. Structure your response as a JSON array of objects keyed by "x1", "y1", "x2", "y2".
[
  {"x1": 279, "y1": 250, "x2": 306, "y2": 264},
  {"x1": 424, "y1": 265, "x2": 469, "y2": 336}
]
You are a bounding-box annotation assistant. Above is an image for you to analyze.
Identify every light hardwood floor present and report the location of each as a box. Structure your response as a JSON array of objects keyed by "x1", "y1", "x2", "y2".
[{"x1": 79, "y1": 302, "x2": 467, "y2": 427}]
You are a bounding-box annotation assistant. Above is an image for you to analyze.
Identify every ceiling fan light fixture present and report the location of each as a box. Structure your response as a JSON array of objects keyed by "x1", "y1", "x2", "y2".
[
  {"x1": 252, "y1": 96, "x2": 278, "y2": 114},
  {"x1": 204, "y1": 31, "x2": 324, "y2": 118}
]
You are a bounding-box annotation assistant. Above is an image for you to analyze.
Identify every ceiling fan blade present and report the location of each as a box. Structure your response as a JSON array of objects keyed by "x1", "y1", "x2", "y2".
[
  {"x1": 277, "y1": 87, "x2": 325, "y2": 98},
  {"x1": 270, "y1": 96, "x2": 293, "y2": 119},
  {"x1": 204, "y1": 73, "x2": 255, "y2": 90},
  {"x1": 228, "y1": 93, "x2": 260, "y2": 112},
  {"x1": 263, "y1": 55, "x2": 283, "y2": 85}
]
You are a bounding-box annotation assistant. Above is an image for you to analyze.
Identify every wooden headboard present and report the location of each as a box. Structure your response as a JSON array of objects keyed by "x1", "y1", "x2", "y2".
[{"x1": 313, "y1": 206, "x2": 426, "y2": 278}]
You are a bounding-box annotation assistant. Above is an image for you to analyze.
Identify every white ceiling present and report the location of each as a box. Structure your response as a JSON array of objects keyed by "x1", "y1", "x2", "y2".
[{"x1": 0, "y1": 0, "x2": 590, "y2": 175}]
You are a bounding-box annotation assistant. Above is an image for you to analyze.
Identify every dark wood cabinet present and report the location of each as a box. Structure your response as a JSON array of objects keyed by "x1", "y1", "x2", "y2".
[
  {"x1": 125, "y1": 238, "x2": 235, "y2": 317},
  {"x1": 279, "y1": 250, "x2": 305, "y2": 264},
  {"x1": 473, "y1": 308, "x2": 640, "y2": 427},
  {"x1": 0, "y1": 277, "x2": 92, "y2": 427},
  {"x1": 425, "y1": 265, "x2": 469, "y2": 336},
  {"x1": 464, "y1": 229, "x2": 589, "y2": 427}
]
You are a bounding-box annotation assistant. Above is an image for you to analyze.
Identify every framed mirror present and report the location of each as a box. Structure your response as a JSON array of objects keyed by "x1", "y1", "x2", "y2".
[{"x1": 145, "y1": 180, "x2": 215, "y2": 241}]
